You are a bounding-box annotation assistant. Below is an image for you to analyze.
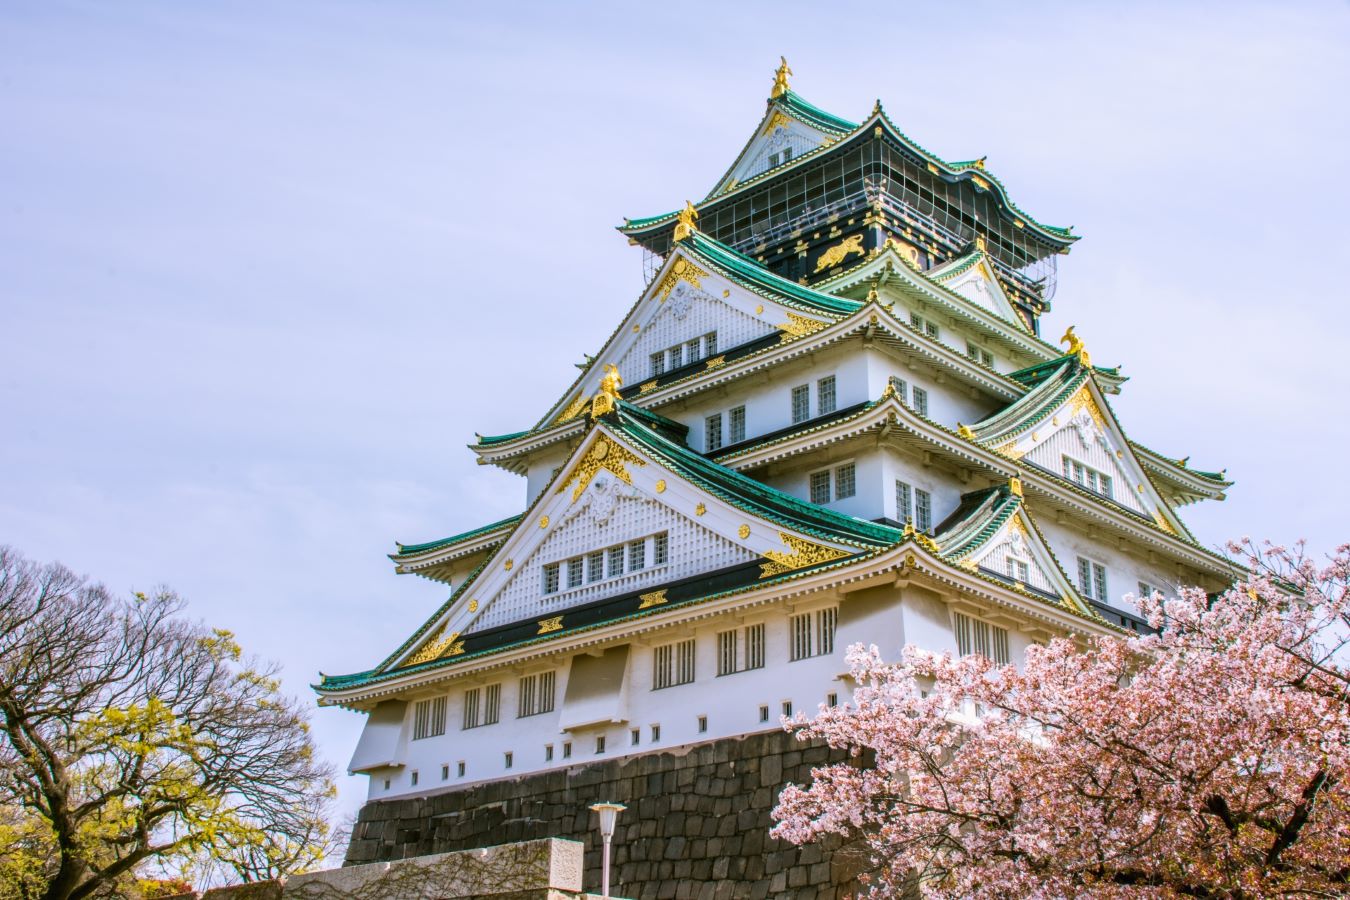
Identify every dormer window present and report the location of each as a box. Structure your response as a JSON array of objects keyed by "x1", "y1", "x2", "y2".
[
  {"x1": 766, "y1": 146, "x2": 794, "y2": 169},
  {"x1": 1062, "y1": 456, "x2": 1113, "y2": 498}
]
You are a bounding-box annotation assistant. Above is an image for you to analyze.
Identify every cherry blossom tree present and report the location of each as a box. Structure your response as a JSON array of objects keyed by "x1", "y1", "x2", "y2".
[{"x1": 772, "y1": 539, "x2": 1350, "y2": 898}]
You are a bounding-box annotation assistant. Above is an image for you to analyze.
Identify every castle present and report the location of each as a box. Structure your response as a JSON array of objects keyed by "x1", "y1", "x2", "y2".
[{"x1": 317, "y1": 61, "x2": 1233, "y2": 896}]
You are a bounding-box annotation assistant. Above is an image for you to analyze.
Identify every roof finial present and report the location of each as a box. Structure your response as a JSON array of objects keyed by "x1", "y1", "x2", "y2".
[
  {"x1": 672, "y1": 201, "x2": 699, "y2": 243},
  {"x1": 974, "y1": 156, "x2": 987, "y2": 170},
  {"x1": 975, "y1": 235, "x2": 987, "y2": 253},
  {"x1": 771, "y1": 56, "x2": 793, "y2": 99},
  {"x1": 871, "y1": 98, "x2": 883, "y2": 117},
  {"x1": 1059, "y1": 325, "x2": 1092, "y2": 367},
  {"x1": 589, "y1": 364, "x2": 623, "y2": 419}
]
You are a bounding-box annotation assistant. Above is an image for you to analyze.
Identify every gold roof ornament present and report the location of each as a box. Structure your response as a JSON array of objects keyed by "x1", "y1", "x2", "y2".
[
  {"x1": 672, "y1": 201, "x2": 699, "y2": 243},
  {"x1": 1059, "y1": 325, "x2": 1092, "y2": 367},
  {"x1": 957, "y1": 423, "x2": 976, "y2": 440},
  {"x1": 973, "y1": 156, "x2": 987, "y2": 170},
  {"x1": 974, "y1": 235, "x2": 987, "y2": 253},
  {"x1": 771, "y1": 56, "x2": 793, "y2": 99},
  {"x1": 589, "y1": 363, "x2": 623, "y2": 419},
  {"x1": 1009, "y1": 476, "x2": 1024, "y2": 497},
  {"x1": 902, "y1": 522, "x2": 940, "y2": 553}
]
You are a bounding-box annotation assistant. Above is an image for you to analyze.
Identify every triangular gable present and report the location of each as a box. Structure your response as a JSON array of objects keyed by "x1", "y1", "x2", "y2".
[
  {"x1": 927, "y1": 247, "x2": 1027, "y2": 330},
  {"x1": 937, "y1": 486, "x2": 1090, "y2": 615},
  {"x1": 539, "y1": 243, "x2": 839, "y2": 427},
  {"x1": 383, "y1": 416, "x2": 892, "y2": 673},
  {"x1": 982, "y1": 374, "x2": 1190, "y2": 537},
  {"x1": 707, "y1": 95, "x2": 854, "y2": 199}
]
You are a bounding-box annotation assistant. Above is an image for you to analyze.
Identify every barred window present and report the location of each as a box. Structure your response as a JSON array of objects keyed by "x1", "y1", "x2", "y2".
[
  {"x1": 483, "y1": 683, "x2": 500, "y2": 725},
  {"x1": 791, "y1": 384, "x2": 810, "y2": 423},
  {"x1": 809, "y1": 470, "x2": 831, "y2": 504},
  {"x1": 1077, "y1": 557, "x2": 1108, "y2": 602},
  {"x1": 745, "y1": 623, "x2": 765, "y2": 669},
  {"x1": 706, "y1": 413, "x2": 723, "y2": 451},
  {"x1": 587, "y1": 551, "x2": 604, "y2": 583},
  {"x1": 790, "y1": 608, "x2": 837, "y2": 661},
  {"x1": 607, "y1": 545, "x2": 625, "y2": 578},
  {"x1": 412, "y1": 696, "x2": 447, "y2": 740},
  {"x1": 728, "y1": 406, "x2": 746, "y2": 443},
  {"x1": 653, "y1": 638, "x2": 696, "y2": 690},
  {"x1": 915, "y1": 489, "x2": 932, "y2": 532},
  {"x1": 1062, "y1": 455, "x2": 1113, "y2": 498},
  {"x1": 889, "y1": 376, "x2": 908, "y2": 404},
  {"x1": 654, "y1": 533, "x2": 669, "y2": 565},
  {"x1": 542, "y1": 563, "x2": 560, "y2": 595},
  {"x1": 716, "y1": 630, "x2": 737, "y2": 677},
  {"x1": 911, "y1": 312, "x2": 940, "y2": 339},
  {"x1": 462, "y1": 688, "x2": 481, "y2": 730},
  {"x1": 966, "y1": 342, "x2": 994, "y2": 367},
  {"x1": 687, "y1": 337, "x2": 703, "y2": 363},
  {"x1": 896, "y1": 480, "x2": 913, "y2": 523},
  {"x1": 668, "y1": 344, "x2": 683, "y2": 370},
  {"x1": 954, "y1": 612, "x2": 1010, "y2": 665},
  {"x1": 912, "y1": 387, "x2": 929, "y2": 417},
  {"x1": 1007, "y1": 558, "x2": 1030, "y2": 583},
  {"x1": 704, "y1": 331, "x2": 717, "y2": 355},
  {"x1": 817, "y1": 375, "x2": 837, "y2": 415},
  {"x1": 567, "y1": 558, "x2": 583, "y2": 589},
  {"x1": 628, "y1": 539, "x2": 646, "y2": 571},
  {"x1": 650, "y1": 352, "x2": 665, "y2": 377},
  {"x1": 835, "y1": 463, "x2": 856, "y2": 499},
  {"x1": 718, "y1": 623, "x2": 766, "y2": 677},
  {"x1": 517, "y1": 671, "x2": 556, "y2": 718}
]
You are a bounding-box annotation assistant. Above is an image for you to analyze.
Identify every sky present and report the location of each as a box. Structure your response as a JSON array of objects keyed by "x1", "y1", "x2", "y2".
[{"x1": 3, "y1": 1, "x2": 1348, "y2": 826}]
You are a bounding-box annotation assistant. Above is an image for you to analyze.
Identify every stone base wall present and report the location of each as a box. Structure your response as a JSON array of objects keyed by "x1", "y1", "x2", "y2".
[{"x1": 346, "y1": 730, "x2": 868, "y2": 899}]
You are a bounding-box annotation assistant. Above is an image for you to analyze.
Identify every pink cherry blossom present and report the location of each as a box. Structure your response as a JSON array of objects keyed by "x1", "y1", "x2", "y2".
[{"x1": 771, "y1": 539, "x2": 1350, "y2": 898}]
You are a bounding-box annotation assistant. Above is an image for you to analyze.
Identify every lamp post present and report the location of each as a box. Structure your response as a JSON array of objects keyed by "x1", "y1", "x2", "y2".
[{"x1": 588, "y1": 802, "x2": 626, "y2": 899}]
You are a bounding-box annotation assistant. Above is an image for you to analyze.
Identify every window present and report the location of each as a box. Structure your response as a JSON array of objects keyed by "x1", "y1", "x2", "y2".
[
  {"x1": 1077, "y1": 557, "x2": 1108, "y2": 603},
  {"x1": 668, "y1": 344, "x2": 683, "y2": 370},
  {"x1": 412, "y1": 696, "x2": 447, "y2": 740},
  {"x1": 649, "y1": 333, "x2": 717, "y2": 377},
  {"x1": 504, "y1": 752, "x2": 513, "y2": 770},
  {"x1": 791, "y1": 384, "x2": 810, "y2": 423},
  {"x1": 697, "y1": 715, "x2": 708, "y2": 733},
  {"x1": 587, "y1": 551, "x2": 604, "y2": 583},
  {"x1": 1062, "y1": 456, "x2": 1113, "y2": 498},
  {"x1": 911, "y1": 312, "x2": 940, "y2": 339},
  {"x1": 687, "y1": 338, "x2": 702, "y2": 363},
  {"x1": 912, "y1": 387, "x2": 929, "y2": 417},
  {"x1": 835, "y1": 463, "x2": 856, "y2": 499},
  {"x1": 650, "y1": 352, "x2": 665, "y2": 377},
  {"x1": 653, "y1": 533, "x2": 669, "y2": 565},
  {"x1": 704, "y1": 332, "x2": 717, "y2": 355},
  {"x1": 759, "y1": 704, "x2": 770, "y2": 722},
  {"x1": 651, "y1": 724, "x2": 661, "y2": 742},
  {"x1": 896, "y1": 480, "x2": 912, "y2": 523},
  {"x1": 411, "y1": 770, "x2": 418, "y2": 786},
  {"x1": 562, "y1": 741, "x2": 572, "y2": 759},
  {"x1": 552, "y1": 533, "x2": 667, "y2": 596},
  {"x1": 383, "y1": 778, "x2": 390, "y2": 790},
  {"x1": 442, "y1": 764, "x2": 449, "y2": 780},
  {"x1": 817, "y1": 375, "x2": 837, "y2": 414},
  {"x1": 827, "y1": 692, "x2": 838, "y2": 707},
  {"x1": 595, "y1": 735, "x2": 606, "y2": 754},
  {"x1": 716, "y1": 623, "x2": 765, "y2": 676},
  {"x1": 1138, "y1": 581, "x2": 1157, "y2": 598},
  {"x1": 954, "y1": 612, "x2": 1010, "y2": 665},
  {"x1": 484, "y1": 684, "x2": 500, "y2": 725},
  {"x1": 544, "y1": 744, "x2": 554, "y2": 762},
  {"x1": 889, "y1": 376, "x2": 908, "y2": 404},
  {"x1": 809, "y1": 470, "x2": 831, "y2": 504},
  {"x1": 457, "y1": 761, "x2": 465, "y2": 777},
  {"x1": 705, "y1": 413, "x2": 723, "y2": 451},
  {"x1": 631, "y1": 728, "x2": 640, "y2": 746},
  {"x1": 542, "y1": 562, "x2": 560, "y2": 595},
  {"x1": 567, "y1": 558, "x2": 583, "y2": 589},
  {"x1": 462, "y1": 688, "x2": 481, "y2": 730},
  {"x1": 517, "y1": 671, "x2": 556, "y2": 718},
  {"x1": 607, "y1": 545, "x2": 625, "y2": 578},
  {"x1": 653, "y1": 638, "x2": 696, "y2": 689},
  {"x1": 789, "y1": 607, "x2": 837, "y2": 661},
  {"x1": 729, "y1": 406, "x2": 746, "y2": 443},
  {"x1": 1007, "y1": 558, "x2": 1031, "y2": 583},
  {"x1": 628, "y1": 540, "x2": 645, "y2": 571},
  {"x1": 915, "y1": 489, "x2": 932, "y2": 532},
  {"x1": 782, "y1": 700, "x2": 793, "y2": 718},
  {"x1": 966, "y1": 342, "x2": 994, "y2": 367}
]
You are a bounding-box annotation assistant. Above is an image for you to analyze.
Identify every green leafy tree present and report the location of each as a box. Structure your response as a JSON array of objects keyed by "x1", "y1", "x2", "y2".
[{"x1": 0, "y1": 547, "x2": 336, "y2": 900}]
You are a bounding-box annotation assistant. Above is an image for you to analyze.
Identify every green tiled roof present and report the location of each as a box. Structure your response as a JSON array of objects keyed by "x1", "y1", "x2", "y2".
[
  {"x1": 934, "y1": 485, "x2": 1020, "y2": 559},
  {"x1": 612, "y1": 402, "x2": 900, "y2": 548},
  {"x1": 778, "y1": 90, "x2": 857, "y2": 134},
  {"x1": 684, "y1": 231, "x2": 861, "y2": 315},
  {"x1": 393, "y1": 514, "x2": 522, "y2": 558},
  {"x1": 476, "y1": 430, "x2": 530, "y2": 447}
]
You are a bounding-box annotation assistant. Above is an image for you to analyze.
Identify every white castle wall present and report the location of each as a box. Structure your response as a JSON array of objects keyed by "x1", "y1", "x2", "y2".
[{"x1": 362, "y1": 584, "x2": 1041, "y2": 804}]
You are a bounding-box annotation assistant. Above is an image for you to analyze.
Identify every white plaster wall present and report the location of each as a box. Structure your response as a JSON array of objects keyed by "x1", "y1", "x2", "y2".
[
  {"x1": 759, "y1": 447, "x2": 886, "y2": 522},
  {"x1": 1036, "y1": 515, "x2": 1181, "y2": 614},
  {"x1": 526, "y1": 445, "x2": 571, "y2": 506},
  {"x1": 878, "y1": 446, "x2": 968, "y2": 529}
]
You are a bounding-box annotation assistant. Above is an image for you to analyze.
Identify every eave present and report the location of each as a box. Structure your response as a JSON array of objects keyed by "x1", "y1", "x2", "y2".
[
  {"x1": 1132, "y1": 443, "x2": 1232, "y2": 505},
  {"x1": 620, "y1": 106, "x2": 1077, "y2": 253},
  {"x1": 314, "y1": 536, "x2": 1117, "y2": 709}
]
